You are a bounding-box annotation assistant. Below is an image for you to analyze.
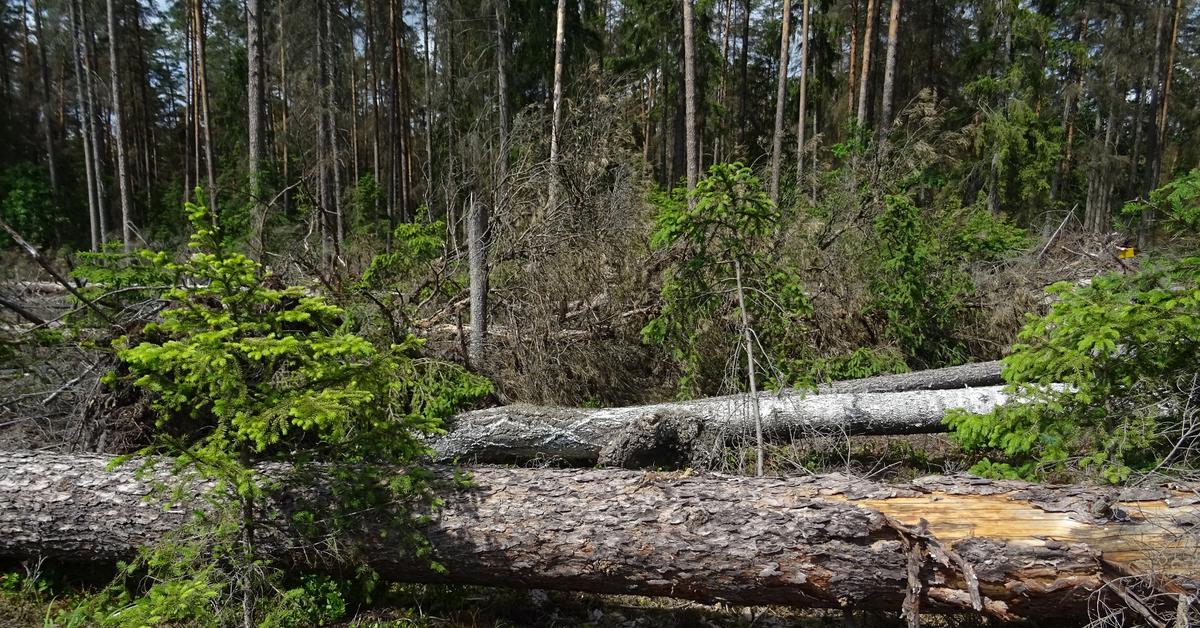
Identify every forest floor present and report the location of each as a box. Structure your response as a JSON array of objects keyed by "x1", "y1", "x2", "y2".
[{"x1": 0, "y1": 577, "x2": 1041, "y2": 627}]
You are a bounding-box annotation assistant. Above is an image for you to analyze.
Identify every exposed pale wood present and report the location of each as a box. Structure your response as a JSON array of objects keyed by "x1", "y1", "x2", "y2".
[{"x1": 0, "y1": 452, "x2": 1195, "y2": 619}]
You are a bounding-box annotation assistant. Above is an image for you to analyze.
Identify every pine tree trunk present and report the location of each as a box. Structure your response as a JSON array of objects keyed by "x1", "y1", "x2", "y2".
[
  {"x1": 467, "y1": 194, "x2": 488, "y2": 368},
  {"x1": 856, "y1": 0, "x2": 877, "y2": 130},
  {"x1": 1142, "y1": 0, "x2": 1183, "y2": 249},
  {"x1": 737, "y1": 0, "x2": 751, "y2": 149},
  {"x1": 683, "y1": 0, "x2": 698, "y2": 200},
  {"x1": 193, "y1": 0, "x2": 218, "y2": 214},
  {"x1": 768, "y1": 0, "x2": 791, "y2": 203},
  {"x1": 2, "y1": 452, "x2": 1196, "y2": 621},
  {"x1": 69, "y1": 0, "x2": 100, "y2": 250},
  {"x1": 435, "y1": 383, "x2": 1018, "y2": 467},
  {"x1": 879, "y1": 0, "x2": 901, "y2": 132},
  {"x1": 1051, "y1": 10, "x2": 1087, "y2": 205},
  {"x1": 277, "y1": 0, "x2": 290, "y2": 216},
  {"x1": 717, "y1": 0, "x2": 733, "y2": 163},
  {"x1": 316, "y1": 0, "x2": 330, "y2": 255},
  {"x1": 349, "y1": 0, "x2": 361, "y2": 188},
  {"x1": 794, "y1": 0, "x2": 810, "y2": 186},
  {"x1": 82, "y1": 2, "x2": 108, "y2": 242},
  {"x1": 422, "y1": 0, "x2": 434, "y2": 213},
  {"x1": 246, "y1": 0, "x2": 265, "y2": 245},
  {"x1": 548, "y1": 0, "x2": 567, "y2": 216},
  {"x1": 29, "y1": 0, "x2": 58, "y2": 202},
  {"x1": 848, "y1": 0, "x2": 860, "y2": 121},
  {"x1": 324, "y1": 0, "x2": 342, "y2": 251},
  {"x1": 106, "y1": 0, "x2": 134, "y2": 251}
]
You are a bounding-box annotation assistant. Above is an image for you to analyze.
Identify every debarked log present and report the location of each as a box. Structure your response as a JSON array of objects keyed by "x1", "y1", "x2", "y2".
[
  {"x1": 434, "y1": 384, "x2": 1033, "y2": 467},
  {"x1": 0, "y1": 451, "x2": 1195, "y2": 619}
]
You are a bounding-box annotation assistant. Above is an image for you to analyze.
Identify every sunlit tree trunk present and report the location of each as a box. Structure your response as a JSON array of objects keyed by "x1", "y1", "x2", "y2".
[
  {"x1": 795, "y1": 0, "x2": 810, "y2": 186},
  {"x1": 879, "y1": 0, "x2": 901, "y2": 132},
  {"x1": 468, "y1": 194, "x2": 488, "y2": 368},
  {"x1": 69, "y1": 0, "x2": 99, "y2": 250},
  {"x1": 737, "y1": 0, "x2": 750, "y2": 149},
  {"x1": 193, "y1": 0, "x2": 218, "y2": 215},
  {"x1": 324, "y1": 0, "x2": 343, "y2": 250},
  {"x1": 856, "y1": 0, "x2": 877, "y2": 131},
  {"x1": 548, "y1": 0, "x2": 567, "y2": 215},
  {"x1": 683, "y1": 0, "x2": 698, "y2": 201},
  {"x1": 848, "y1": 0, "x2": 860, "y2": 121},
  {"x1": 107, "y1": 0, "x2": 134, "y2": 250},
  {"x1": 246, "y1": 0, "x2": 265, "y2": 248},
  {"x1": 82, "y1": 2, "x2": 109, "y2": 242},
  {"x1": 768, "y1": 0, "x2": 791, "y2": 203},
  {"x1": 422, "y1": 0, "x2": 434, "y2": 214}
]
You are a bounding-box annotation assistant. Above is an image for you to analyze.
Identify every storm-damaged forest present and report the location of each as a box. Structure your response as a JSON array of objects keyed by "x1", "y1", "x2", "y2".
[{"x1": 0, "y1": 0, "x2": 1199, "y2": 625}]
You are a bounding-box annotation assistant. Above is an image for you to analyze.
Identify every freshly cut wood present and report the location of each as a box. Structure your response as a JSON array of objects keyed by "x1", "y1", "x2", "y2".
[
  {"x1": 435, "y1": 384, "x2": 1020, "y2": 466},
  {"x1": 0, "y1": 451, "x2": 1195, "y2": 619}
]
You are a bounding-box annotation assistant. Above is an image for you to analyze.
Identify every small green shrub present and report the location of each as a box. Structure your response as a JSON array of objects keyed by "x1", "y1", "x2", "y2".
[
  {"x1": 950, "y1": 171, "x2": 1200, "y2": 482},
  {"x1": 949, "y1": 257, "x2": 1200, "y2": 482},
  {"x1": 642, "y1": 163, "x2": 811, "y2": 396},
  {"x1": 0, "y1": 162, "x2": 61, "y2": 247},
  {"x1": 75, "y1": 192, "x2": 490, "y2": 625}
]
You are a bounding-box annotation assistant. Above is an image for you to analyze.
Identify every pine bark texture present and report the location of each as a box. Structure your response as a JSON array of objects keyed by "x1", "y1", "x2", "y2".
[
  {"x1": 434, "y1": 382, "x2": 1015, "y2": 466},
  {"x1": 0, "y1": 452, "x2": 1195, "y2": 619}
]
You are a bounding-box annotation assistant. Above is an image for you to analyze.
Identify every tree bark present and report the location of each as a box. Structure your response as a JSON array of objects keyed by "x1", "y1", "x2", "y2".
[
  {"x1": 1, "y1": 452, "x2": 1195, "y2": 620},
  {"x1": 856, "y1": 0, "x2": 877, "y2": 131},
  {"x1": 879, "y1": 0, "x2": 901, "y2": 132},
  {"x1": 69, "y1": 0, "x2": 100, "y2": 251},
  {"x1": 848, "y1": 0, "x2": 860, "y2": 122},
  {"x1": 82, "y1": 0, "x2": 109, "y2": 243},
  {"x1": 737, "y1": 0, "x2": 750, "y2": 149},
  {"x1": 548, "y1": 0, "x2": 567, "y2": 216},
  {"x1": 794, "y1": 0, "x2": 810, "y2": 186},
  {"x1": 768, "y1": 0, "x2": 792, "y2": 203},
  {"x1": 467, "y1": 194, "x2": 488, "y2": 368},
  {"x1": 29, "y1": 0, "x2": 58, "y2": 202},
  {"x1": 246, "y1": 0, "x2": 265, "y2": 244},
  {"x1": 1142, "y1": 0, "x2": 1183, "y2": 249},
  {"x1": 106, "y1": 0, "x2": 134, "y2": 251},
  {"x1": 434, "y1": 383, "x2": 1022, "y2": 467},
  {"x1": 193, "y1": 0, "x2": 218, "y2": 215},
  {"x1": 816, "y1": 360, "x2": 1002, "y2": 394},
  {"x1": 683, "y1": 0, "x2": 699, "y2": 201}
]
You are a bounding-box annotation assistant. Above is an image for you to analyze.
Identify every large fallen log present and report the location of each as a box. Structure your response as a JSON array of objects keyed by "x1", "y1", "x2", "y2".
[
  {"x1": 435, "y1": 384, "x2": 1020, "y2": 466},
  {"x1": 815, "y1": 360, "x2": 1003, "y2": 394},
  {"x1": 1, "y1": 451, "x2": 1195, "y2": 620}
]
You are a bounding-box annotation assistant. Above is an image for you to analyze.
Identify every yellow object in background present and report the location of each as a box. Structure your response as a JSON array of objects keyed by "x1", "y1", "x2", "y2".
[{"x1": 1117, "y1": 247, "x2": 1136, "y2": 259}]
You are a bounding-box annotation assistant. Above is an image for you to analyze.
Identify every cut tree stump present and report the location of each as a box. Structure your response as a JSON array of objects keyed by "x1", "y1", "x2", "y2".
[{"x1": 0, "y1": 451, "x2": 1195, "y2": 620}]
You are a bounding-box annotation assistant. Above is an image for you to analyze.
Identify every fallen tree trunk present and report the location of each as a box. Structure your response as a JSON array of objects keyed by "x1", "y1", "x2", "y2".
[
  {"x1": 0, "y1": 452, "x2": 1195, "y2": 620},
  {"x1": 435, "y1": 384, "x2": 1021, "y2": 466},
  {"x1": 815, "y1": 361, "x2": 1003, "y2": 393}
]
